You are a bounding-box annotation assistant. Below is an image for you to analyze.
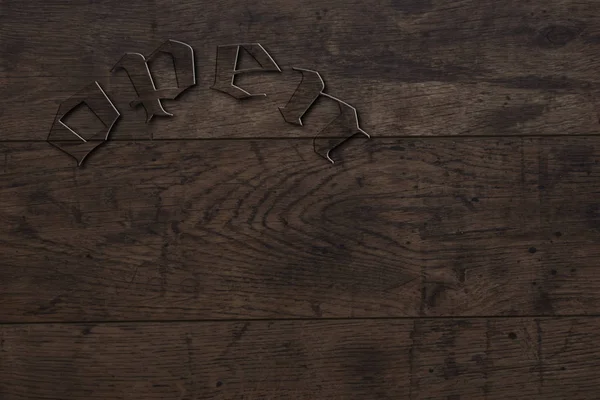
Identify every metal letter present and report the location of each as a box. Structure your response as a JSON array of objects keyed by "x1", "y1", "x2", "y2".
[
  {"x1": 112, "y1": 39, "x2": 196, "y2": 122},
  {"x1": 314, "y1": 93, "x2": 370, "y2": 163},
  {"x1": 279, "y1": 68, "x2": 370, "y2": 163},
  {"x1": 211, "y1": 43, "x2": 281, "y2": 99},
  {"x1": 278, "y1": 67, "x2": 324, "y2": 125},
  {"x1": 47, "y1": 81, "x2": 120, "y2": 166}
]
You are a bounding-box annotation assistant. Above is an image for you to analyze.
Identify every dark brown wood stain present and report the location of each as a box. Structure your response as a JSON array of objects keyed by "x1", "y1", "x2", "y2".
[{"x1": 2, "y1": 0, "x2": 600, "y2": 398}]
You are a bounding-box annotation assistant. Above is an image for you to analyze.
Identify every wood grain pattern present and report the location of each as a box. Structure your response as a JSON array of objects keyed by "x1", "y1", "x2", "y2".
[
  {"x1": 3, "y1": 74, "x2": 599, "y2": 141},
  {"x1": 1, "y1": 317, "x2": 597, "y2": 400},
  {"x1": 2, "y1": 137, "x2": 600, "y2": 322},
  {"x1": 3, "y1": 0, "x2": 600, "y2": 140},
  {"x1": 4, "y1": 0, "x2": 600, "y2": 79},
  {"x1": 3, "y1": 0, "x2": 600, "y2": 398}
]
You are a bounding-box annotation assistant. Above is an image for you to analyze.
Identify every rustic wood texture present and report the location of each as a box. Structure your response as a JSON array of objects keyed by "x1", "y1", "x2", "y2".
[
  {"x1": 3, "y1": 0, "x2": 600, "y2": 398},
  {"x1": 2, "y1": 137, "x2": 600, "y2": 322},
  {"x1": 3, "y1": 0, "x2": 600, "y2": 140},
  {"x1": 1, "y1": 318, "x2": 598, "y2": 400}
]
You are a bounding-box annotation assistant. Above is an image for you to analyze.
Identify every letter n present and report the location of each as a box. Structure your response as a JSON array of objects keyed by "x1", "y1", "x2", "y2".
[{"x1": 279, "y1": 68, "x2": 370, "y2": 163}]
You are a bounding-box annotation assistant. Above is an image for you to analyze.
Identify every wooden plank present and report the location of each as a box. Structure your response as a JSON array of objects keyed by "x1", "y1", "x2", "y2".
[
  {"x1": 0, "y1": 0, "x2": 158, "y2": 78},
  {"x1": 1, "y1": 137, "x2": 600, "y2": 321},
  {"x1": 3, "y1": 0, "x2": 600, "y2": 80},
  {"x1": 0, "y1": 72, "x2": 342, "y2": 141},
  {"x1": 2, "y1": 75, "x2": 599, "y2": 141},
  {"x1": 1, "y1": 317, "x2": 597, "y2": 399},
  {"x1": 3, "y1": 0, "x2": 600, "y2": 140}
]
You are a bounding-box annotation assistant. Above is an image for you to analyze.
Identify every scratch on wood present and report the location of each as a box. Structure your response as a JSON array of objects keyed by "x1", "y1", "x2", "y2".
[
  {"x1": 175, "y1": 381, "x2": 187, "y2": 400},
  {"x1": 232, "y1": 322, "x2": 249, "y2": 345},
  {"x1": 547, "y1": 321, "x2": 575, "y2": 359},
  {"x1": 408, "y1": 319, "x2": 417, "y2": 400},
  {"x1": 536, "y1": 320, "x2": 544, "y2": 395},
  {"x1": 484, "y1": 319, "x2": 491, "y2": 400},
  {"x1": 184, "y1": 332, "x2": 197, "y2": 394},
  {"x1": 250, "y1": 141, "x2": 265, "y2": 164},
  {"x1": 537, "y1": 146, "x2": 549, "y2": 227},
  {"x1": 293, "y1": 144, "x2": 306, "y2": 162}
]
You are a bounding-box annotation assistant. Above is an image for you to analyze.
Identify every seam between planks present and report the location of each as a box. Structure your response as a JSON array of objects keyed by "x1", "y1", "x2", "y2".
[
  {"x1": 5, "y1": 133, "x2": 600, "y2": 143},
  {"x1": 2, "y1": 315, "x2": 600, "y2": 326}
]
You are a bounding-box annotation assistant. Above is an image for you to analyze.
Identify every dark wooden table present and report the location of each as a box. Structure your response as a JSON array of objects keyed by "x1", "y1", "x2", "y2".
[{"x1": 2, "y1": 0, "x2": 600, "y2": 398}]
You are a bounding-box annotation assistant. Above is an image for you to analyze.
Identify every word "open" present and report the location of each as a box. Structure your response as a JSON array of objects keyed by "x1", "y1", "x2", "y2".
[{"x1": 48, "y1": 40, "x2": 370, "y2": 166}]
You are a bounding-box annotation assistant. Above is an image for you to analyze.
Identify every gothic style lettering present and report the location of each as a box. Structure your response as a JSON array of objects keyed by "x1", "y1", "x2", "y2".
[
  {"x1": 211, "y1": 43, "x2": 281, "y2": 99},
  {"x1": 279, "y1": 68, "x2": 370, "y2": 163},
  {"x1": 278, "y1": 67, "x2": 324, "y2": 125},
  {"x1": 112, "y1": 39, "x2": 196, "y2": 122},
  {"x1": 48, "y1": 41, "x2": 370, "y2": 166},
  {"x1": 314, "y1": 93, "x2": 370, "y2": 163},
  {"x1": 47, "y1": 81, "x2": 120, "y2": 166}
]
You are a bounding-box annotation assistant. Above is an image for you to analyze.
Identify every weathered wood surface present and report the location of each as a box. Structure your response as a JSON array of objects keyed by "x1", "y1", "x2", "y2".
[
  {"x1": 2, "y1": 137, "x2": 600, "y2": 322},
  {"x1": 4, "y1": 75, "x2": 599, "y2": 141},
  {"x1": 3, "y1": 0, "x2": 600, "y2": 398},
  {"x1": 4, "y1": 0, "x2": 600, "y2": 79},
  {"x1": 1, "y1": 317, "x2": 597, "y2": 400},
  {"x1": 3, "y1": 0, "x2": 600, "y2": 140}
]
